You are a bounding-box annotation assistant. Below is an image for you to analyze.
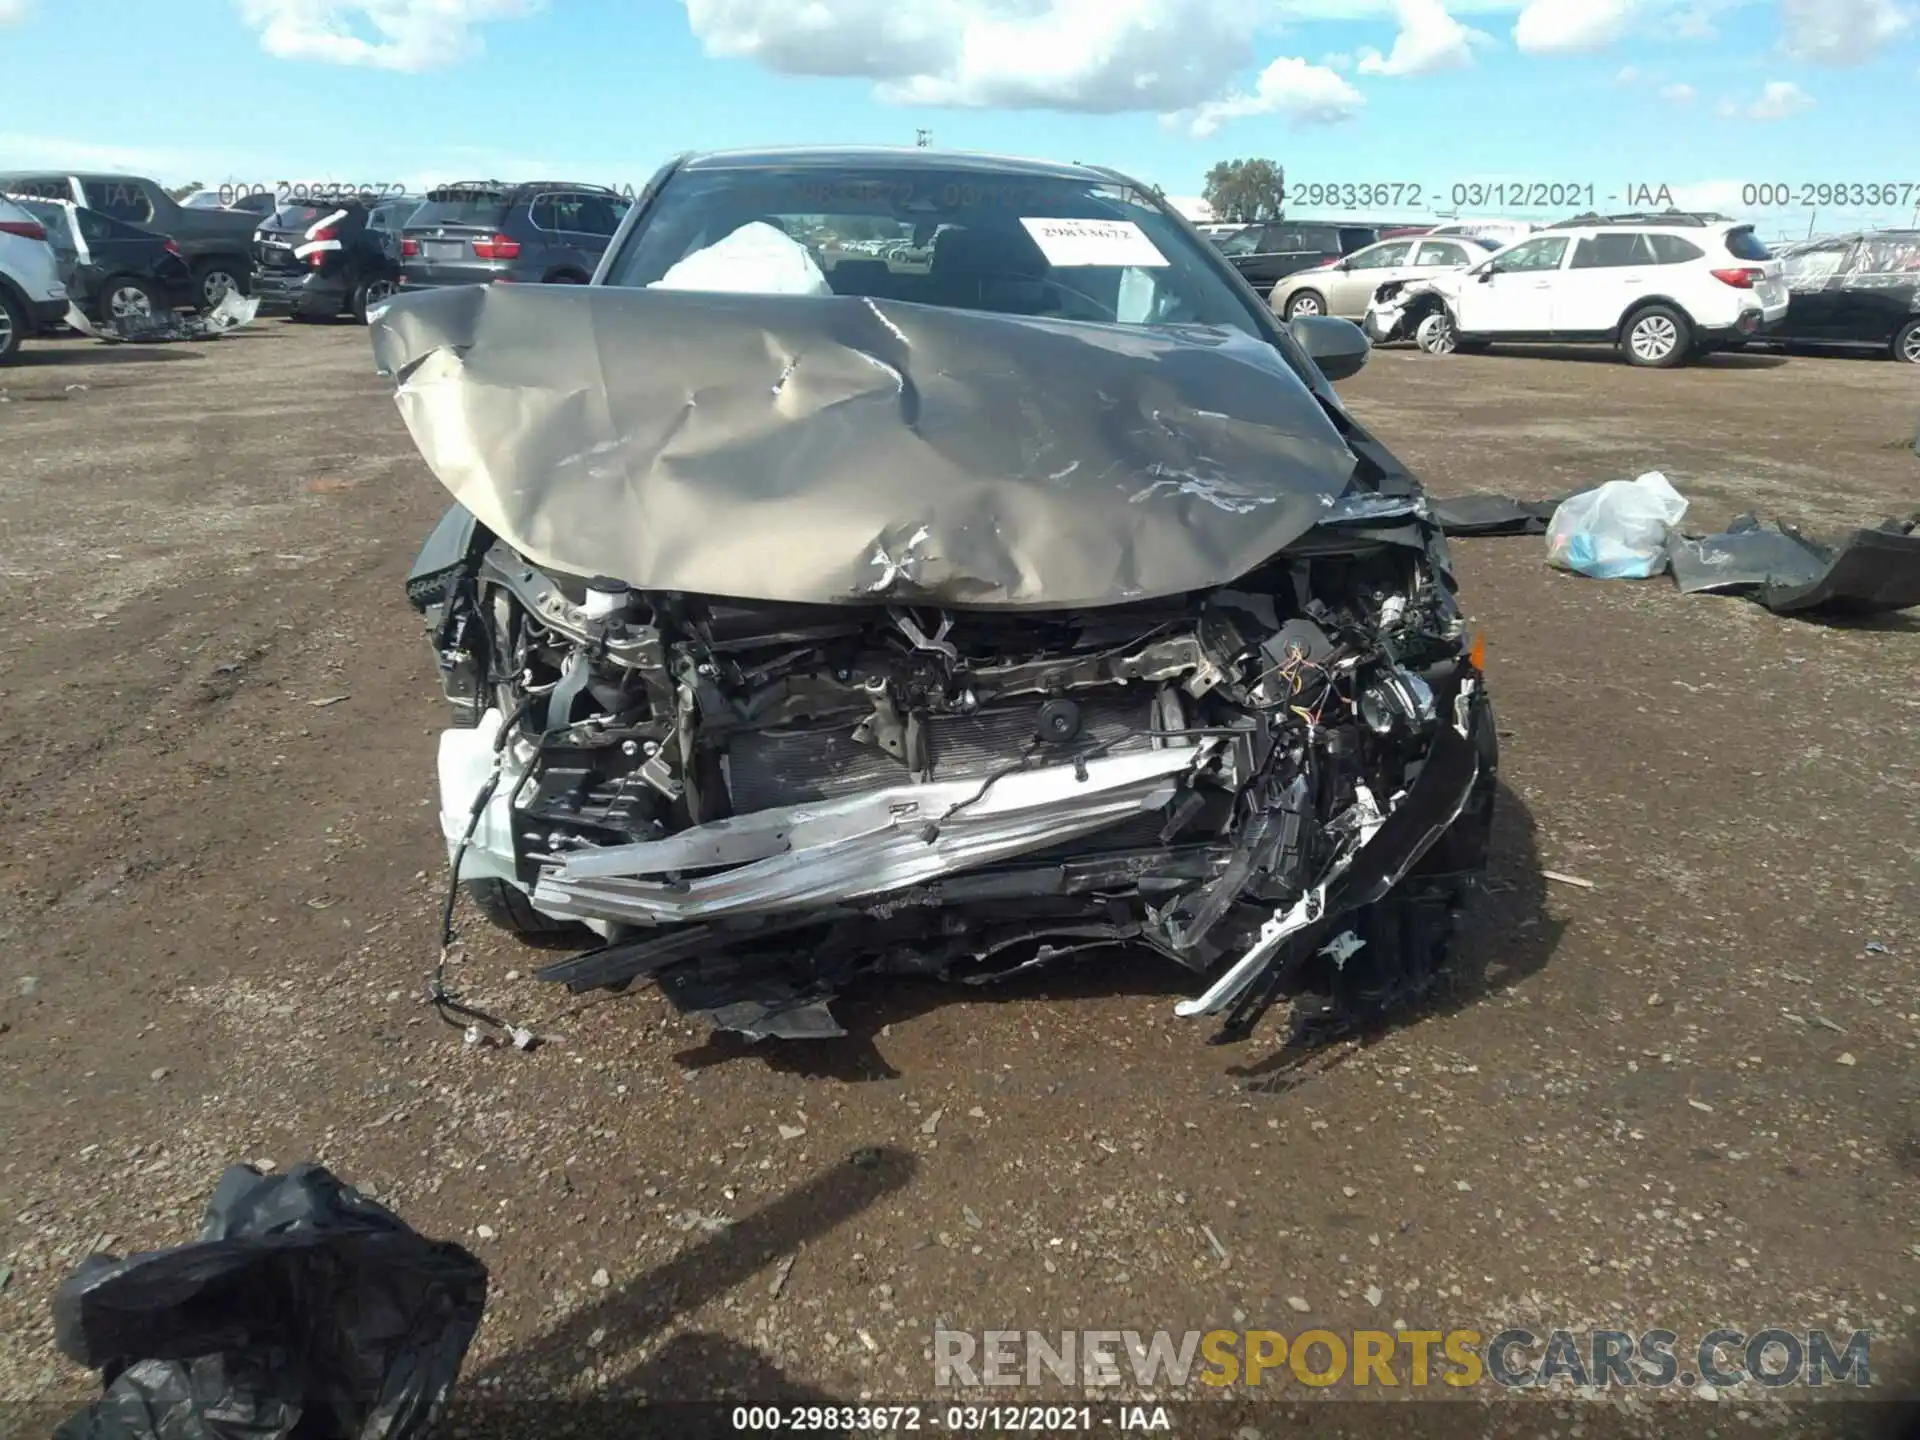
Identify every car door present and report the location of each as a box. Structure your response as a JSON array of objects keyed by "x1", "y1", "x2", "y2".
[
  {"x1": 1554, "y1": 232, "x2": 1656, "y2": 334},
  {"x1": 1228, "y1": 224, "x2": 1325, "y2": 292},
  {"x1": 1776, "y1": 241, "x2": 1851, "y2": 339},
  {"x1": 1326, "y1": 240, "x2": 1415, "y2": 317},
  {"x1": 565, "y1": 192, "x2": 626, "y2": 273},
  {"x1": 1221, "y1": 223, "x2": 1284, "y2": 290},
  {"x1": 69, "y1": 207, "x2": 123, "y2": 308},
  {"x1": 543, "y1": 191, "x2": 624, "y2": 280},
  {"x1": 1453, "y1": 234, "x2": 1570, "y2": 334},
  {"x1": 1829, "y1": 235, "x2": 1920, "y2": 344}
]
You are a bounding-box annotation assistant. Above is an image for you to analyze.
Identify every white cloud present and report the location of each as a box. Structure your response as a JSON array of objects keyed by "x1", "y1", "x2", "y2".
[
  {"x1": 1720, "y1": 78, "x2": 1814, "y2": 118},
  {"x1": 0, "y1": 0, "x2": 30, "y2": 24},
  {"x1": 1356, "y1": 0, "x2": 1487, "y2": 75},
  {"x1": 1659, "y1": 80, "x2": 1697, "y2": 100},
  {"x1": 1780, "y1": 0, "x2": 1910, "y2": 64},
  {"x1": 1171, "y1": 55, "x2": 1365, "y2": 135},
  {"x1": 1513, "y1": 0, "x2": 1638, "y2": 51},
  {"x1": 1614, "y1": 63, "x2": 1642, "y2": 82},
  {"x1": 234, "y1": 0, "x2": 542, "y2": 71},
  {"x1": 1663, "y1": 0, "x2": 1741, "y2": 39},
  {"x1": 689, "y1": 0, "x2": 1270, "y2": 112}
]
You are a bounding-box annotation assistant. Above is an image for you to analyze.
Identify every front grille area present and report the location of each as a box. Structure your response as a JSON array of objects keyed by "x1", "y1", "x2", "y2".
[{"x1": 723, "y1": 696, "x2": 1157, "y2": 813}]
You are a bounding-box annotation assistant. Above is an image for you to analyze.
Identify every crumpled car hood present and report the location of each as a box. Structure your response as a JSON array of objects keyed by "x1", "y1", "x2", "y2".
[{"x1": 369, "y1": 284, "x2": 1363, "y2": 609}]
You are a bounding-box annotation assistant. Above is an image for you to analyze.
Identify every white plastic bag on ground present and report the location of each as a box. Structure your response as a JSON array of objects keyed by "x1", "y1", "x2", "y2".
[
  {"x1": 649, "y1": 222, "x2": 830, "y2": 297},
  {"x1": 1545, "y1": 471, "x2": 1690, "y2": 580}
]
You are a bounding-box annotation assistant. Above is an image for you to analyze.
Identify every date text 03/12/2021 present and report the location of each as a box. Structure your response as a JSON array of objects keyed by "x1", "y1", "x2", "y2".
[{"x1": 1281, "y1": 182, "x2": 1688, "y2": 211}]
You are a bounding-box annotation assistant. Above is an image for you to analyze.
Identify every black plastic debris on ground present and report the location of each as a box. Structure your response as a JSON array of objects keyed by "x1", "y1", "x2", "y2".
[
  {"x1": 52, "y1": 1161, "x2": 487, "y2": 1440},
  {"x1": 1669, "y1": 512, "x2": 1920, "y2": 617},
  {"x1": 1431, "y1": 493, "x2": 1567, "y2": 537}
]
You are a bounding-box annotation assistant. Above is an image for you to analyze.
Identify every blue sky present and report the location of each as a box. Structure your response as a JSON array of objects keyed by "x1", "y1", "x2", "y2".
[{"x1": 2, "y1": 0, "x2": 1916, "y2": 237}]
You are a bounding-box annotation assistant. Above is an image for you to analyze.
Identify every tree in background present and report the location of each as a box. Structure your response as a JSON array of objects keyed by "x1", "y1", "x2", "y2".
[
  {"x1": 1202, "y1": 159, "x2": 1285, "y2": 222},
  {"x1": 167, "y1": 182, "x2": 205, "y2": 200}
]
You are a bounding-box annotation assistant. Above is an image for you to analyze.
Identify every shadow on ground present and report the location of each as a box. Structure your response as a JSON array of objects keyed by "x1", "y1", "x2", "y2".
[
  {"x1": 450, "y1": 1147, "x2": 918, "y2": 1436},
  {"x1": 12, "y1": 342, "x2": 204, "y2": 367},
  {"x1": 1458, "y1": 344, "x2": 1791, "y2": 370}
]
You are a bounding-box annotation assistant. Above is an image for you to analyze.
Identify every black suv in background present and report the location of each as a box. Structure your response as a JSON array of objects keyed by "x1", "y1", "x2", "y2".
[
  {"x1": 1214, "y1": 220, "x2": 1382, "y2": 296},
  {"x1": 10, "y1": 197, "x2": 199, "y2": 324},
  {"x1": 0, "y1": 171, "x2": 256, "y2": 308},
  {"x1": 1771, "y1": 229, "x2": 1920, "y2": 364},
  {"x1": 253, "y1": 195, "x2": 419, "y2": 323},
  {"x1": 398, "y1": 182, "x2": 628, "y2": 291}
]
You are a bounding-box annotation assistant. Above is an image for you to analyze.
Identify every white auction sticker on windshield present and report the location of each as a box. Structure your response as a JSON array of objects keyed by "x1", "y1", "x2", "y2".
[{"x1": 1020, "y1": 217, "x2": 1169, "y2": 268}]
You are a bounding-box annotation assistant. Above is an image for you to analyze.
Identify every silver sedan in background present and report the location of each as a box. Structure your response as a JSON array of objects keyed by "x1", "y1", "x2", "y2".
[{"x1": 1268, "y1": 234, "x2": 1498, "y2": 321}]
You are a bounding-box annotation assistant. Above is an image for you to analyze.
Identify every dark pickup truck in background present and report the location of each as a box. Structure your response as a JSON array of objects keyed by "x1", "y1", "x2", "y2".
[{"x1": 0, "y1": 172, "x2": 257, "y2": 309}]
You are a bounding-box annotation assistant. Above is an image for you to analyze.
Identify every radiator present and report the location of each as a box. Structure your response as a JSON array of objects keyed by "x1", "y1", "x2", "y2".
[{"x1": 723, "y1": 697, "x2": 1157, "y2": 813}]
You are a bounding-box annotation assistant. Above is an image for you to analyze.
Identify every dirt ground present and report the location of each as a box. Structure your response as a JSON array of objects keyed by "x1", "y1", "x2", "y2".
[{"x1": 1, "y1": 322, "x2": 1916, "y2": 1435}]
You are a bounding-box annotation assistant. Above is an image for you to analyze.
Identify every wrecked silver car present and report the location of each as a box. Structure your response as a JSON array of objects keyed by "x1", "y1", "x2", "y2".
[{"x1": 381, "y1": 150, "x2": 1497, "y2": 1041}]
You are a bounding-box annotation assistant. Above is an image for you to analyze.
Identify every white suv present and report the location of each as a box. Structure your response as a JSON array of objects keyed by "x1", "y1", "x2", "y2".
[
  {"x1": 0, "y1": 194, "x2": 71, "y2": 364},
  {"x1": 1366, "y1": 215, "x2": 1789, "y2": 368}
]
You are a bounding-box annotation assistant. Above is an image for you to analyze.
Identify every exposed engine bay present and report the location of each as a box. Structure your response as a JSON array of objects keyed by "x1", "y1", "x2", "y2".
[
  {"x1": 379, "y1": 282, "x2": 1496, "y2": 1042},
  {"x1": 410, "y1": 512, "x2": 1495, "y2": 1041}
]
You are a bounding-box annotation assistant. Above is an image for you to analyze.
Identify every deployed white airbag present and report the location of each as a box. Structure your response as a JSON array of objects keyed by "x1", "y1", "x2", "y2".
[{"x1": 649, "y1": 222, "x2": 831, "y2": 297}]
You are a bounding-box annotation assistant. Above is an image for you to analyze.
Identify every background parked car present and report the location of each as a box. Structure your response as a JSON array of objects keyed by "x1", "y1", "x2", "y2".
[
  {"x1": 398, "y1": 182, "x2": 628, "y2": 291},
  {"x1": 1214, "y1": 219, "x2": 1382, "y2": 296},
  {"x1": 1268, "y1": 232, "x2": 1496, "y2": 320},
  {"x1": 1366, "y1": 214, "x2": 1787, "y2": 368},
  {"x1": 0, "y1": 194, "x2": 70, "y2": 364},
  {"x1": 7, "y1": 197, "x2": 198, "y2": 326},
  {"x1": 1770, "y1": 230, "x2": 1920, "y2": 364},
  {"x1": 253, "y1": 194, "x2": 418, "y2": 323},
  {"x1": 0, "y1": 172, "x2": 255, "y2": 309}
]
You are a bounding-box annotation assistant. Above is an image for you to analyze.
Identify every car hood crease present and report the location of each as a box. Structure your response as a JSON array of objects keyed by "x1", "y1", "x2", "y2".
[{"x1": 370, "y1": 283, "x2": 1363, "y2": 608}]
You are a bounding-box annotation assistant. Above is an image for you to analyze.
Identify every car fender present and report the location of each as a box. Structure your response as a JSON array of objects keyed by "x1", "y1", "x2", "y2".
[
  {"x1": 1614, "y1": 293, "x2": 1698, "y2": 337},
  {"x1": 1366, "y1": 275, "x2": 1453, "y2": 342}
]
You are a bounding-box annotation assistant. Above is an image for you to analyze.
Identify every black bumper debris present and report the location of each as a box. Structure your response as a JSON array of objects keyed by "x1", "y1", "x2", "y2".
[{"x1": 1670, "y1": 513, "x2": 1920, "y2": 617}]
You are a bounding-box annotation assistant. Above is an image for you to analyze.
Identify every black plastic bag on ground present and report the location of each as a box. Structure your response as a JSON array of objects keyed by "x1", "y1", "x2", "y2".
[{"x1": 52, "y1": 1162, "x2": 487, "y2": 1440}]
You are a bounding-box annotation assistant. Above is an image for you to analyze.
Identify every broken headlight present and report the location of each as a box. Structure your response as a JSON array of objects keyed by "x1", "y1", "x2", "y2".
[{"x1": 1358, "y1": 668, "x2": 1436, "y2": 737}]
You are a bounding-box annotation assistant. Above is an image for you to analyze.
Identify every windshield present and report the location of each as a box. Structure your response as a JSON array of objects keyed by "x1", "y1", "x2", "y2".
[
  {"x1": 264, "y1": 203, "x2": 330, "y2": 231},
  {"x1": 1724, "y1": 228, "x2": 1773, "y2": 261},
  {"x1": 603, "y1": 165, "x2": 1268, "y2": 335}
]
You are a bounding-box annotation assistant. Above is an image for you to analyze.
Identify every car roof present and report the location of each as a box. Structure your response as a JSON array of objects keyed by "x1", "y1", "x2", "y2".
[
  {"x1": 1545, "y1": 210, "x2": 1744, "y2": 231},
  {"x1": 677, "y1": 146, "x2": 1119, "y2": 184},
  {"x1": 1813, "y1": 229, "x2": 1920, "y2": 243}
]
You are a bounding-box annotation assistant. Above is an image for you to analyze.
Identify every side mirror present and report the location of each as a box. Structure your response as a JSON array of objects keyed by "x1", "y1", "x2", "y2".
[
  {"x1": 1476, "y1": 267, "x2": 1496, "y2": 282},
  {"x1": 1289, "y1": 314, "x2": 1370, "y2": 383}
]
